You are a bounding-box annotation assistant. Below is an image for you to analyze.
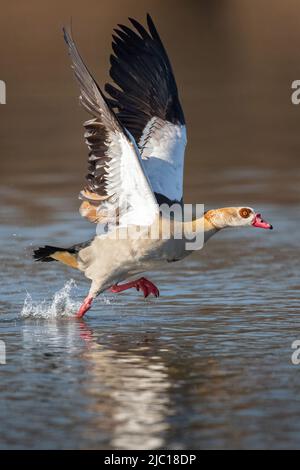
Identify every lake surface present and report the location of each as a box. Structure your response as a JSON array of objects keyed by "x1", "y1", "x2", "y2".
[{"x1": 0, "y1": 180, "x2": 300, "y2": 449}]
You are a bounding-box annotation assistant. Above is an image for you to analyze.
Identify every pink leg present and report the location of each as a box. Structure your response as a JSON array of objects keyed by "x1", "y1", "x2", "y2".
[
  {"x1": 76, "y1": 296, "x2": 93, "y2": 318},
  {"x1": 110, "y1": 277, "x2": 159, "y2": 298}
]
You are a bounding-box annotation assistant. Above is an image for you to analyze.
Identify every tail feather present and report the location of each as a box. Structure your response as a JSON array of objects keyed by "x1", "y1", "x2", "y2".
[
  {"x1": 33, "y1": 245, "x2": 70, "y2": 262},
  {"x1": 33, "y1": 241, "x2": 92, "y2": 268},
  {"x1": 33, "y1": 245, "x2": 78, "y2": 269}
]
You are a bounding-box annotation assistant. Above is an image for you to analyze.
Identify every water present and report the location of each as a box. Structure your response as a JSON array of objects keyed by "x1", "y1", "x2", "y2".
[{"x1": 0, "y1": 185, "x2": 299, "y2": 449}]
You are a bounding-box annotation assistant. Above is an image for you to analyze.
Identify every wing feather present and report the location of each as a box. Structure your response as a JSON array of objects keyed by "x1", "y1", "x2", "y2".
[
  {"x1": 105, "y1": 15, "x2": 187, "y2": 203},
  {"x1": 63, "y1": 28, "x2": 158, "y2": 227}
]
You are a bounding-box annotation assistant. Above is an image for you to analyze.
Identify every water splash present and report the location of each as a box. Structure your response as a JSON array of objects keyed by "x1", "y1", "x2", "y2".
[
  {"x1": 20, "y1": 279, "x2": 114, "y2": 319},
  {"x1": 20, "y1": 280, "x2": 81, "y2": 319}
]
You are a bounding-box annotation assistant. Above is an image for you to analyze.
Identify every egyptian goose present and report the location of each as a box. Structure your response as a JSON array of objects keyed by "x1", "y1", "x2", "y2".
[{"x1": 33, "y1": 15, "x2": 273, "y2": 318}]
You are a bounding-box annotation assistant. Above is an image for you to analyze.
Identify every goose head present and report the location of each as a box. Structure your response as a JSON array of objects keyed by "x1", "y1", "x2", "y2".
[{"x1": 206, "y1": 207, "x2": 273, "y2": 230}]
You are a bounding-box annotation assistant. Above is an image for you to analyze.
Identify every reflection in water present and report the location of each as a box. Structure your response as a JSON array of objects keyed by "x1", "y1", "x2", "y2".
[
  {"x1": 83, "y1": 340, "x2": 170, "y2": 449},
  {"x1": 21, "y1": 321, "x2": 171, "y2": 449}
]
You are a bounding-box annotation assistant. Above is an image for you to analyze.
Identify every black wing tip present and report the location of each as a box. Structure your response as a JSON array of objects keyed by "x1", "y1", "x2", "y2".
[
  {"x1": 146, "y1": 14, "x2": 160, "y2": 40},
  {"x1": 33, "y1": 245, "x2": 58, "y2": 262},
  {"x1": 127, "y1": 13, "x2": 154, "y2": 24},
  {"x1": 146, "y1": 13, "x2": 154, "y2": 27},
  {"x1": 62, "y1": 26, "x2": 68, "y2": 43},
  {"x1": 126, "y1": 14, "x2": 156, "y2": 38},
  {"x1": 62, "y1": 26, "x2": 73, "y2": 49},
  {"x1": 62, "y1": 16, "x2": 74, "y2": 42}
]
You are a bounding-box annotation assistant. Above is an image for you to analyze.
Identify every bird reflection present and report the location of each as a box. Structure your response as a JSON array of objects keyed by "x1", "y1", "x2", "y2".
[
  {"x1": 21, "y1": 319, "x2": 171, "y2": 449},
  {"x1": 79, "y1": 322, "x2": 171, "y2": 449}
]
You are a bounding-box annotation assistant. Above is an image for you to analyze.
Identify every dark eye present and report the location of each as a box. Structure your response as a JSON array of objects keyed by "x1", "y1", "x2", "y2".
[{"x1": 239, "y1": 208, "x2": 251, "y2": 218}]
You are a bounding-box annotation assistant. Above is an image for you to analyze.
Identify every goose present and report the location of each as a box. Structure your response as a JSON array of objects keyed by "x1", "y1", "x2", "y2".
[{"x1": 33, "y1": 15, "x2": 273, "y2": 318}]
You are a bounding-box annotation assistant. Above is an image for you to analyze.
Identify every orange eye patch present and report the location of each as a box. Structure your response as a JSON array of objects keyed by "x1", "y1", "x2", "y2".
[{"x1": 239, "y1": 208, "x2": 252, "y2": 218}]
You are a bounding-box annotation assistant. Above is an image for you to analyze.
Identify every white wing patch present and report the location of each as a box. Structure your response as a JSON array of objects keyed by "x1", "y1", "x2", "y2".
[
  {"x1": 104, "y1": 131, "x2": 159, "y2": 227},
  {"x1": 139, "y1": 118, "x2": 187, "y2": 202}
]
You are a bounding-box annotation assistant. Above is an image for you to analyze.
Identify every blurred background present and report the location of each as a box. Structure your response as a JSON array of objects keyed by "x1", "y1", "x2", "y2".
[{"x1": 1, "y1": 0, "x2": 300, "y2": 222}]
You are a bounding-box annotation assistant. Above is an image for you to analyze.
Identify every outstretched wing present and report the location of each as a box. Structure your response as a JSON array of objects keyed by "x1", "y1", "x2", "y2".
[
  {"x1": 105, "y1": 14, "x2": 187, "y2": 204},
  {"x1": 63, "y1": 28, "x2": 158, "y2": 227}
]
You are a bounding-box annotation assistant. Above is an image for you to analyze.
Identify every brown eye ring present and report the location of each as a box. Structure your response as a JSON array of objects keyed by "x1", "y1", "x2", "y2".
[{"x1": 239, "y1": 208, "x2": 251, "y2": 218}]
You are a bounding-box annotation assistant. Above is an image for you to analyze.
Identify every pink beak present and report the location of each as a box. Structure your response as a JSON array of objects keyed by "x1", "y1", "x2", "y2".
[{"x1": 252, "y1": 213, "x2": 273, "y2": 230}]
